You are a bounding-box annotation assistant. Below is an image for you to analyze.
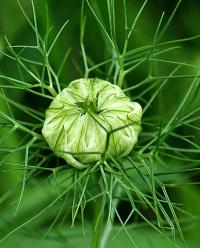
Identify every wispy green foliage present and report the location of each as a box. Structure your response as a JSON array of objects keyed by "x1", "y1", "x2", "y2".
[{"x1": 0, "y1": 0, "x2": 200, "y2": 248}]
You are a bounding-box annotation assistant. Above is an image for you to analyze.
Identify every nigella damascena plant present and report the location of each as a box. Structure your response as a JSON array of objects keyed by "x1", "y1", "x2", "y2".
[{"x1": 42, "y1": 78, "x2": 142, "y2": 169}]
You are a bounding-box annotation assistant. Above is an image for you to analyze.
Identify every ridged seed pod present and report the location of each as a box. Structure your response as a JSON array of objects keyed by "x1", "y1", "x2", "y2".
[{"x1": 42, "y1": 78, "x2": 142, "y2": 169}]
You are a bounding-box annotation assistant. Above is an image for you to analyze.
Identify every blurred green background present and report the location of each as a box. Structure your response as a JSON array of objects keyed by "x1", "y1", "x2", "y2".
[{"x1": 0, "y1": 0, "x2": 200, "y2": 247}]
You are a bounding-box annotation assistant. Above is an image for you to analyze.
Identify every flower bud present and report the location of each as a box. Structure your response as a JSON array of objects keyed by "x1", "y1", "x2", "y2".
[{"x1": 42, "y1": 78, "x2": 142, "y2": 169}]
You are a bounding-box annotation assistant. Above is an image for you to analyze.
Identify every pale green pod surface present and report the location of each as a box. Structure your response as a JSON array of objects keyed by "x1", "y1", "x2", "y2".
[{"x1": 42, "y1": 78, "x2": 142, "y2": 169}]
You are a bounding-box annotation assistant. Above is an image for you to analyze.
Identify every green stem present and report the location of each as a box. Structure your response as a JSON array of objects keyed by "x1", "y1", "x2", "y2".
[
  {"x1": 91, "y1": 185, "x2": 105, "y2": 248},
  {"x1": 44, "y1": 85, "x2": 57, "y2": 97},
  {"x1": 100, "y1": 185, "x2": 122, "y2": 248},
  {"x1": 118, "y1": 56, "x2": 126, "y2": 88},
  {"x1": 91, "y1": 176, "x2": 122, "y2": 248}
]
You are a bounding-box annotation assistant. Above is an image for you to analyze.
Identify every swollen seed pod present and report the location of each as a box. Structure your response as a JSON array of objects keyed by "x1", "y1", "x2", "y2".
[{"x1": 42, "y1": 78, "x2": 142, "y2": 169}]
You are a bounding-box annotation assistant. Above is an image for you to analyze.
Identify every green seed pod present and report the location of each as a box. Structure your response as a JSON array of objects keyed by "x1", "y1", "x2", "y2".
[{"x1": 42, "y1": 78, "x2": 142, "y2": 169}]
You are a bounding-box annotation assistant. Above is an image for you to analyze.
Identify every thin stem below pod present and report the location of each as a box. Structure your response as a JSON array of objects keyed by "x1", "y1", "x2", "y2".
[
  {"x1": 91, "y1": 165, "x2": 122, "y2": 248},
  {"x1": 100, "y1": 176, "x2": 122, "y2": 248},
  {"x1": 91, "y1": 172, "x2": 106, "y2": 248}
]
